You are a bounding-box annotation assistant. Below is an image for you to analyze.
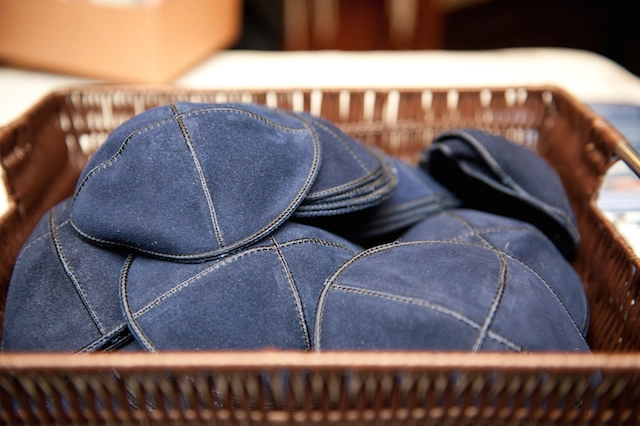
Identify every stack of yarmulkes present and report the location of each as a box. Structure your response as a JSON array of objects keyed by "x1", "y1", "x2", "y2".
[
  {"x1": 292, "y1": 113, "x2": 398, "y2": 217},
  {"x1": 2, "y1": 103, "x2": 590, "y2": 355}
]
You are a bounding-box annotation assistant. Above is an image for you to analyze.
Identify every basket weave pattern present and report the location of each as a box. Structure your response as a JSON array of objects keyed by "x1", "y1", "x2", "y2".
[{"x1": 0, "y1": 85, "x2": 639, "y2": 424}]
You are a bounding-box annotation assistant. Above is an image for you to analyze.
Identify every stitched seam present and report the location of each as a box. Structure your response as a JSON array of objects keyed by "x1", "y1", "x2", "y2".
[
  {"x1": 306, "y1": 146, "x2": 388, "y2": 199},
  {"x1": 331, "y1": 284, "x2": 521, "y2": 351},
  {"x1": 77, "y1": 322, "x2": 128, "y2": 353},
  {"x1": 120, "y1": 254, "x2": 157, "y2": 353},
  {"x1": 279, "y1": 238, "x2": 360, "y2": 255},
  {"x1": 437, "y1": 130, "x2": 579, "y2": 237},
  {"x1": 305, "y1": 169, "x2": 395, "y2": 203},
  {"x1": 311, "y1": 118, "x2": 370, "y2": 172},
  {"x1": 270, "y1": 235, "x2": 311, "y2": 350},
  {"x1": 444, "y1": 211, "x2": 494, "y2": 249},
  {"x1": 438, "y1": 213, "x2": 586, "y2": 333},
  {"x1": 445, "y1": 225, "x2": 547, "y2": 243},
  {"x1": 16, "y1": 227, "x2": 54, "y2": 254},
  {"x1": 171, "y1": 103, "x2": 225, "y2": 248},
  {"x1": 305, "y1": 165, "x2": 384, "y2": 199},
  {"x1": 298, "y1": 172, "x2": 397, "y2": 211},
  {"x1": 130, "y1": 237, "x2": 359, "y2": 321},
  {"x1": 73, "y1": 118, "x2": 175, "y2": 198},
  {"x1": 180, "y1": 107, "x2": 309, "y2": 132},
  {"x1": 132, "y1": 246, "x2": 278, "y2": 318},
  {"x1": 473, "y1": 252, "x2": 508, "y2": 352},
  {"x1": 365, "y1": 194, "x2": 457, "y2": 218},
  {"x1": 50, "y1": 210, "x2": 105, "y2": 334}
]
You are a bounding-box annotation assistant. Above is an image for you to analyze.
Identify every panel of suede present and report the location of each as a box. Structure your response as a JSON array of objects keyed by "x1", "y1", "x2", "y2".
[
  {"x1": 125, "y1": 249, "x2": 308, "y2": 350},
  {"x1": 297, "y1": 112, "x2": 382, "y2": 198},
  {"x1": 122, "y1": 221, "x2": 361, "y2": 351},
  {"x1": 487, "y1": 259, "x2": 588, "y2": 351},
  {"x1": 315, "y1": 242, "x2": 589, "y2": 352},
  {"x1": 71, "y1": 103, "x2": 319, "y2": 261},
  {"x1": 179, "y1": 108, "x2": 316, "y2": 248},
  {"x1": 3, "y1": 199, "x2": 127, "y2": 351},
  {"x1": 317, "y1": 289, "x2": 483, "y2": 351},
  {"x1": 423, "y1": 128, "x2": 580, "y2": 259},
  {"x1": 400, "y1": 209, "x2": 588, "y2": 334}
]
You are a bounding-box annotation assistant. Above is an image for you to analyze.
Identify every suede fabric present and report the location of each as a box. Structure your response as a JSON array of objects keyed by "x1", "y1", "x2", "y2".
[
  {"x1": 2, "y1": 198, "x2": 139, "y2": 352},
  {"x1": 293, "y1": 113, "x2": 397, "y2": 216},
  {"x1": 297, "y1": 155, "x2": 461, "y2": 247},
  {"x1": 122, "y1": 221, "x2": 361, "y2": 352},
  {"x1": 3, "y1": 198, "x2": 362, "y2": 352},
  {"x1": 400, "y1": 209, "x2": 589, "y2": 334},
  {"x1": 71, "y1": 103, "x2": 320, "y2": 261},
  {"x1": 315, "y1": 238, "x2": 589, "y2": 352},
  {"x1": 3, "y1": 104, "x2": 589, "y2": 355},
  {"x1": 421, "y1": 128, "x2": 580, "y2": 260}
]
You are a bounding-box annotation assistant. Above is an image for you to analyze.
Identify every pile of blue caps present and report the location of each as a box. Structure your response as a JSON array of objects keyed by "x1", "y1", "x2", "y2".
[{"x1": 2, "y1": 102, "x2": 589, "y2": 354}]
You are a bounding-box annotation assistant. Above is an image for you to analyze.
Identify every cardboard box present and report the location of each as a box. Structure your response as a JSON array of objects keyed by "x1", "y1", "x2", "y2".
[{"x1": 0, "y1": 0, "x2": 242, "y2": 83}]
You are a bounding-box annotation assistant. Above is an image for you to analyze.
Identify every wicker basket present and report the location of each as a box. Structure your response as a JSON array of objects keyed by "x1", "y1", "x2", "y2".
[{"x1": 1, "y1": 85, "x2": 639, "y2": 425}]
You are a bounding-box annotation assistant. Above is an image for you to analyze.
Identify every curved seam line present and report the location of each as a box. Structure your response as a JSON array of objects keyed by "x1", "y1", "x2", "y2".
[
  {"x1": 171, "y1": 103, "x2": 225, "y2": 248},
  {"x1": 305, "y1": 146, "x2": 388, "y2": 199},
  {"x1": 120, "y1": 254, "x2": 157, "y2": 353},
  {"x1": 131, "y1": 238, "x2": 360, "y2": 320},
  {"x1": 303, "y1": 168, "x2": 396, "y2": 203},
  {"x1": 439, "y1": 212, "x2": 587, "y2": 332},
  {"x1": 71, "y1": 113, "x2": 320, "y2": 261},
  {"x1": 132, "y1": 246, "x2": 278, "y2": 318},
  {"x1": 473, "y1": 251, "x2": 508, "y2": 352},
  {"x1": 310, "y1": 117, "x2": 371, "y2": 172},
  {"x1": 73, "y1": 118, "x2": 175, "y2": 199},
  {"x1": 270, "y1": 235, "x2": 311, "y2": 350},
  {"x1": 77, "y1": 322, "x2": 128, "y2": 354},
  {"x1": 445, "y1": 226, "x2": 547, "y2": 243},
  {"x1": 279, "y1": 237, "x2": 361, "y2": 255},
  {"x1": 435, "y1": 130, "x2": 579, "y2": 238},
  {"x1": 50, "y1": 211, "x2": 105, "y2": 334},
  {"x1": 296, "y1": 172, "x2": 397, "y2": 212},
  {"x1": 304, "y1": 165, "x2": 384, "y2": 199},
  {"x1": 330, "y1": 284, "x2": 522, "y2": 352},
  {"x1": 15, "y1": 228, "x2": 53, "y2": 254},
  {"x1": 179, "y1": 107, "x2": 310, "y2": 132}
]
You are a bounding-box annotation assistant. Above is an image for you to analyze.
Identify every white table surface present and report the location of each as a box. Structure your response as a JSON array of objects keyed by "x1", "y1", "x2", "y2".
[{"x1": 2, "y1": 47, "x2": 640, "y2": 252}]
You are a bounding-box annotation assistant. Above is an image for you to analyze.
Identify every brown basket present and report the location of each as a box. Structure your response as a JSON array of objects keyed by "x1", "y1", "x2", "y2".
[{"x1": 1, "y1": 85, "x2": 640, "y2": 425}]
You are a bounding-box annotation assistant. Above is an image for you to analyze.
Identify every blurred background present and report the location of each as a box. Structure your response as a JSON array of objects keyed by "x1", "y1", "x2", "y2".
[
  {"x1": 235, "y1": 0, "x2": 640, "y2": 77},
  {"x1": 2, "y1": 0, "x2": 638, "y2": 81}
]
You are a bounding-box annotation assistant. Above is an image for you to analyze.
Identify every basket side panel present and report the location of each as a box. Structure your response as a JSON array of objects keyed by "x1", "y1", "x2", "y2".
[
  {"x1": 536, "y1": 90, "x2": 640, "y2": 351},
  {"x1": 0, "y1": 94, "x2": 86, "y2": 339}
]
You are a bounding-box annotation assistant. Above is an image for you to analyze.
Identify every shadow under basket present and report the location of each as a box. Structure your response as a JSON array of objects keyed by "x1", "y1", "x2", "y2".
[{"x1": 1, "y1": 85, "x2": 640, "y2": 425}]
